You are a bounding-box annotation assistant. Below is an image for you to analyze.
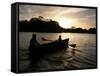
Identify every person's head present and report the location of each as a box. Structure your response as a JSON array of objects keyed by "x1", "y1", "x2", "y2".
[
  {"x1": 59, "y1": 35, "x2": 61, "y2": 38},
  {"x1": 32, "y1": 34, "x2": 36, "y2": 40}
]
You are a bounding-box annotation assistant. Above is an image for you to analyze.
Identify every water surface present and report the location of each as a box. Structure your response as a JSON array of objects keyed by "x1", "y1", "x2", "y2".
[{"x1": 19, "y1": 32, "x2": 97, "y2": 72}]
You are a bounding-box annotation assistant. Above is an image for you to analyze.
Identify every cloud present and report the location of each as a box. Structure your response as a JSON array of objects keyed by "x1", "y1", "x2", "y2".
[{"x1": 19, "y1": 4, "x2": 96, "y2": 29}]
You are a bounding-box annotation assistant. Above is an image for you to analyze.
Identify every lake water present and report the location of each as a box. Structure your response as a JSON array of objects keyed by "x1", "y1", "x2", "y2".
[{"x1": 19, "y1": 32, "x2": 97, "y2": 72}]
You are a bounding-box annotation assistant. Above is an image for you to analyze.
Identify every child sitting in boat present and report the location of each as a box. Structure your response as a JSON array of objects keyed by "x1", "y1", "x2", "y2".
[{"x1": 58, "y1": 35, "x2": 62, "y2": 41}]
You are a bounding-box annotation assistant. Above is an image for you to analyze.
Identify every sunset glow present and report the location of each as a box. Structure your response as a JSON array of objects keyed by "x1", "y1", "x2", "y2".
[
  {"x1": 19, "y1": 5, "x2": 96, "y2": 29},
  {"x1": 57, "y1": 17, "x2": 72, "y2": 28}
]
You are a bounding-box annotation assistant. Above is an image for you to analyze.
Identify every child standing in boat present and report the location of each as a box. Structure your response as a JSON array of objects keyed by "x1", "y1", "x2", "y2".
[
  {"x1": 29, "y1": 34, "x2": 39, "y2": 48},
  {"x1": 29, "y1": 34, "x2": 39, "y2": 69}
]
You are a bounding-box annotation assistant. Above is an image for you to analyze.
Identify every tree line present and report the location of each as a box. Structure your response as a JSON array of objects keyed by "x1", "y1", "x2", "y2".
[{"x1": 19, "y1": 17, "x2": 96, "y2": 34}]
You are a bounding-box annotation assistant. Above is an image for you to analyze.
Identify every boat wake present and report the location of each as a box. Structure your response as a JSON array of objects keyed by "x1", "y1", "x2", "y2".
[{"x1": 19, "y1": 47, "x2": 96, "y2": 71}]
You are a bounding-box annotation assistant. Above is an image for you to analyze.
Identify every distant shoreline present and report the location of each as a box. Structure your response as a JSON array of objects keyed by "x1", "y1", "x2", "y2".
[
  {"x1": 19, "y1": 31, "x2": 96, "y2": 34},
  {"x1": 19, "y1": 17, "x2": 96, "y2": 34}
]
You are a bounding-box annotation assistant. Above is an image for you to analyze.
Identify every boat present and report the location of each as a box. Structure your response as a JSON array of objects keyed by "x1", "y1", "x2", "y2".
[
  {"x1": 29, "y1": 34, "x2": 69, "y2": 65},
  {"x1": 40, "y1": 38, "x2": 69, "y2": 51},
  {"x1": 32, "y1": 38, "x2": 69, "y2": 55},
  {"x1": 29, "y1": 34, "x2": 69, "y2": 57}
]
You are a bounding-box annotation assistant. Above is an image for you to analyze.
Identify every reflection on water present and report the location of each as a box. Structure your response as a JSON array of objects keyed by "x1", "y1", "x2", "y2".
[{"x1": 19, "y1": 32, "x2": 97, "y2": 72}]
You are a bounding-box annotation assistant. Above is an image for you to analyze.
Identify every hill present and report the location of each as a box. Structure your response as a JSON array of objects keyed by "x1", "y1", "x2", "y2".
[{"x1": 19, "y1": 17, "x2": 96, "y2": 34}]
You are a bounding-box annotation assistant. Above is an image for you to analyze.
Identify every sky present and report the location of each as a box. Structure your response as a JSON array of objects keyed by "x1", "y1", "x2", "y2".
[{"x1": 19, "y1": 4, "x2": 96, "y2": 29}]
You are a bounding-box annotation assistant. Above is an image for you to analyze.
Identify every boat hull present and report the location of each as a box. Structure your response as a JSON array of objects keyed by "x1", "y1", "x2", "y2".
[{"x1": 34, "y1": 39, "x2": 69, "y2": 54}]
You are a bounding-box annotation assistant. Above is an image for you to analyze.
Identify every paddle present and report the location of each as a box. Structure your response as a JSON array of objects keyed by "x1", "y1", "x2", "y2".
[
  {"x1": 41, "y1": 37, "x2": 53, "y2": 41},
  {"x1": 41, "y1": 37, "x2": 76, "y2": 48},
  {"x1": 69, "y1": 44, "x2": 76, "y2": 48}
]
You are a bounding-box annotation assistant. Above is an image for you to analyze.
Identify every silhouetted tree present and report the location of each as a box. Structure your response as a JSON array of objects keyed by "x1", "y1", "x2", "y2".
[
  {"x1": 71, "y1": 26, "x2": 76, "y2": 29},
  {"x1": 18, "y1": 17, "x2": 96, "y2": 34},
  {"x1": 88, "y1": 28, "x2": 96, "y2": 33}
]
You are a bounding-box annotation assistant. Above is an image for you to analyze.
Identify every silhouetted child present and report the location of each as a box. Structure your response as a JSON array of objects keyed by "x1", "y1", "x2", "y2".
[{"x1": 58, "y1": 35, "x2": 62, "y2": 41}]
